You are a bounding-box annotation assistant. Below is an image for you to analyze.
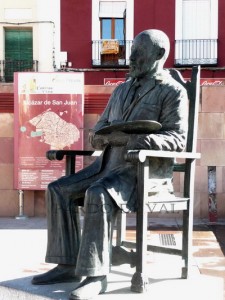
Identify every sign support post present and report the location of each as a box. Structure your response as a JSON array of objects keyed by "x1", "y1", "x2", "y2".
[{"x1": 15, "y1": 190, "x2": 28, "y2": 220}]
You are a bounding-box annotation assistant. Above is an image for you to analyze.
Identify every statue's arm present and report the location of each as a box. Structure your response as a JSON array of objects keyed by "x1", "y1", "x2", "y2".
[{"x1": 126, "y1": 87, "x2": 188, "y2": 152}]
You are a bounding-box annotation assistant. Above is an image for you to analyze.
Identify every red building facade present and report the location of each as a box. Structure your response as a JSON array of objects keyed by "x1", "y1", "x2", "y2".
[{"x1": 60, "y1": 0, "x2": 225, "y2": 83}]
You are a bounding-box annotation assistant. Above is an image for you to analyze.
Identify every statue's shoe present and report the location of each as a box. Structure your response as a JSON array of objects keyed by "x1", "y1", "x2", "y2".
[
  {"x1": 31, "y1": 265, "x2": 82, "y2": 285},
  {"x1": 69, "y1": 276, "x2": 107, "y2": 300}
]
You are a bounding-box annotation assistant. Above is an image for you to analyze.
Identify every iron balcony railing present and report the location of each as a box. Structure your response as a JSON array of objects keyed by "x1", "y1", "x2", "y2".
[
  {"x1": 175, "y1": 39, "x2": 218, "y2": 66},
  {"x1": 92, "y1": 39, "x2": 132, "y2": 67},
  {"x1": 0, "y1": 60, "x2": 38, "y2": 82}
]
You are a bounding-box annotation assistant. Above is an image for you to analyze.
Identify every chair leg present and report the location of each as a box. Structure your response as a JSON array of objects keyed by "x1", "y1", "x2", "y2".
[
  {"x1": 131, "y1": 161, "x2": 149, "y2": 293},
  {"x1": 131, "y1": 209, "x2": 149, "y2": 292},
  {"x1": 116, "y1": 210, "x2": 126, "y2": 246},
  {"x1": 181, "y1": 208, "x2": 190, "y2": 279}
]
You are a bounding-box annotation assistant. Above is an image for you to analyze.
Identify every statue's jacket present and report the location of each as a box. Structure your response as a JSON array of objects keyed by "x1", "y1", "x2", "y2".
[{"x1": 71, "y1": 72, "x2": 188, "y2": 212}]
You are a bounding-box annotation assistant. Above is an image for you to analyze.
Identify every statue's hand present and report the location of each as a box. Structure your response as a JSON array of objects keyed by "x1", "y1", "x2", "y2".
[
  {"x1": 89, "y1": 130, "x2": 129, "y2": 149},
  {"x1": 106, "y1": 131, "x2": 129, "y2": 146},
  {"x1": 89, "y1": 130, "x2": 108, "y2": 150}
]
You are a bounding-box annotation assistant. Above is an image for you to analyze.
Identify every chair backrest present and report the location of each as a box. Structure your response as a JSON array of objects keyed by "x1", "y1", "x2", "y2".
[
  {"x1": 169, "y1": 66, "x2": 200, "y2": 200},
  {"x1": 169, "y1": 66, "x2": 201, "y2": 154}
]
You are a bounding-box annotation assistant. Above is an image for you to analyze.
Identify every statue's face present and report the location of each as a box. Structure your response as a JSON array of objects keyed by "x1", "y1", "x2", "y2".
[{"x1": 129, "y1": 34, "x2": 159, "y2": 79}]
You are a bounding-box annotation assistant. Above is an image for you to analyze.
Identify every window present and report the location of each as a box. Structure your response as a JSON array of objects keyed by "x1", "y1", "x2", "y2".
[
  {"x1": 92, "y1": 0, "x2": 133, "y2": 66},
  {"x1": 101, "y1": 18, "x2": 125, "y2": 40},
  {"x1": 175, "y1": 0, "x2": 218, "y2": 65}
]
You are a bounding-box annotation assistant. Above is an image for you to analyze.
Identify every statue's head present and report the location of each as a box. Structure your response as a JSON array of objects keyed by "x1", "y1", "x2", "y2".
[{"x1": 129, "y1": 29, "x2": 170, "y2": 79}]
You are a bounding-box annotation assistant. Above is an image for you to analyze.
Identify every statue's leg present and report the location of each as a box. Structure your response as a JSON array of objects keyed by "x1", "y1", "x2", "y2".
[
  {"x1": 45, "y1": 180, "x2": 81, "y2": 265},
  {"x1": 75, "y1": 183, "x2": 118, "y2": 276},
  {"x1": 32, "y1": 173, "x2": 108, "y2": 285},
  {"x1": 45, "y1": 174, "x2": 101, "y2": 266}
]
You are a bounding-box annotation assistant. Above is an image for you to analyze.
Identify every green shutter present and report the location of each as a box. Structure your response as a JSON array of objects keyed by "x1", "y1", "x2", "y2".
[{"x1": 5, "y1": 28, "x2": 33, "y2": 82}]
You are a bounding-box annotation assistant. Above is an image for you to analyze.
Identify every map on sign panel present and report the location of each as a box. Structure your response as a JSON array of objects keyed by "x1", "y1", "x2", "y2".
[{"x1": 20, "y1": 108, "x2": 80, "y2": 150}]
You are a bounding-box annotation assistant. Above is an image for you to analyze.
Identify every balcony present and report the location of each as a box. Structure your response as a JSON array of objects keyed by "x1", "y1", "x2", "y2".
[
  {"x1": 92, "y1": 39, "x2": 132, "y2": 67},
  {"x1": 175, "y1": 39, "x2": 218, "y2": 66},
  {"x1": 0, "y1": 60, "x2": 38, "y2": 82}
]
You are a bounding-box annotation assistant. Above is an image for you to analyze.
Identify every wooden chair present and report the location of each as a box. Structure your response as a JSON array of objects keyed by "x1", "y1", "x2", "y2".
[
  {"x1": 46, "y1": 65, "x2": 201, "y2": 293},
  {"x1": 116, "y1": 65, "x2": 201, "y2": 292}
]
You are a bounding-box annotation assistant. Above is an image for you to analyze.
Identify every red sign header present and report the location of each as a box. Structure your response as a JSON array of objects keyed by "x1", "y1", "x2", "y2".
[
  {"x1": 104, "y1": 78, "x2": 125, "y2": 86},
  {"x1": 200, "y1": 79, "x2": 225, "y2": 86},
  {"x1": 104, "y1": 78, "x2": 225, "y2": 86}
]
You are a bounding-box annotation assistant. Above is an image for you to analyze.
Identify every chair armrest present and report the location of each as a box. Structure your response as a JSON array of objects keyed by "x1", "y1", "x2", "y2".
[
  {"x1": 125, "y1": 149, "x2": 201, "y2": 163},
  {"x1": 46, "y1": 150, "x2": 102, "y2": 161}
]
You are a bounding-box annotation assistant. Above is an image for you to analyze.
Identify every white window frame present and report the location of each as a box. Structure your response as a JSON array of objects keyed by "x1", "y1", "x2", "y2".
[
  {"x1": 92, "y1": 0, "x2": 134, "y2": 65},
  {"x1": 175, "y1": 0, "x2": 218, "y2": 65}
]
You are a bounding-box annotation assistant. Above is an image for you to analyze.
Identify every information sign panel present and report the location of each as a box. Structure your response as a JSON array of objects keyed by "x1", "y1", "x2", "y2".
[{"x1": 14, "y1": 72, "x2": 84, "y2": 190}]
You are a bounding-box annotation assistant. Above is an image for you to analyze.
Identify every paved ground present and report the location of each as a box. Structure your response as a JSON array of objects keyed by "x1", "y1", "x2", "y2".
[{"x1": 0, "y1": 217, "x2": 224, "y2": 300}]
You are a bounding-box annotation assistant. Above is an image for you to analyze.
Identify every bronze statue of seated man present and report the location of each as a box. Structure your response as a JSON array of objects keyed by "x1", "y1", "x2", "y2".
[{"x1": 32, "y1": 29, "x2": 188, "y2": 300}]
